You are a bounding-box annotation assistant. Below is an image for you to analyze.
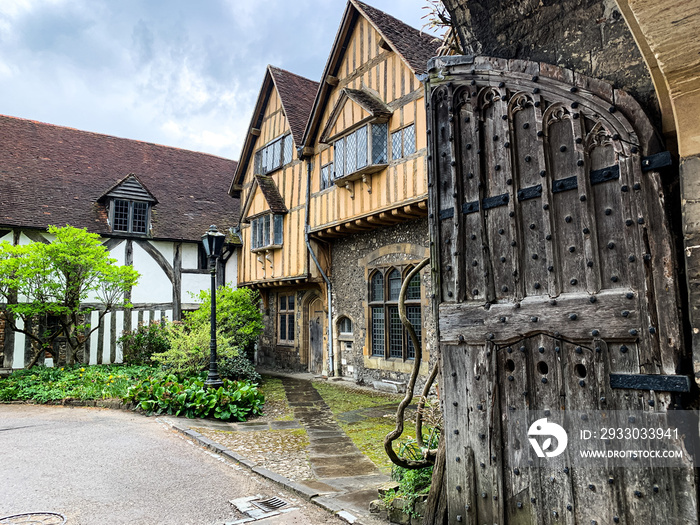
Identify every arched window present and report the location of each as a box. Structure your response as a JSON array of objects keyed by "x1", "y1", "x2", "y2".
[
  {"x1": 369, "y1": 265, "x2": 422, "y2": 360},
  {"x1": 338, "y1": 316, "x2": 352, "y2": 335}
]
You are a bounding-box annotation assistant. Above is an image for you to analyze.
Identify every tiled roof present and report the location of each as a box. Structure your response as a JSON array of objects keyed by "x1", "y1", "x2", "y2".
[
  {"x1": 0, "y1": 115, "x2": 239, "y2": 242},
  {"x1": 254, "y1": 175, "x2": 288, "y2": 215},
  {"x1": 344, "y1": 88, "x2": 392, "y2": 117},
  {"x1": 353, "y1": 0, "x2": 440, "y2": 74},
  {"x1": 269, "y1": 66, "x2": 319, "y2": 147}
]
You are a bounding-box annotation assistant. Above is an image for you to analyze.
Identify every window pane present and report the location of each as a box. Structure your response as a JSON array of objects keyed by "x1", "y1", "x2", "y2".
[
  {"x1": 287, "y1": 313, "x2": 294, "y2": 341},
  {"x1": 113, "y1": 200, "x2": 129, "y2": 232},
  {"x1": 388, "y1": 269, "x2": 401, "y2": 301},
  {"x1": 335, "y1": 140, "x2": 345, "y2": 178},
  {"x1": 280, "y1": 313, "x2": 287, "y2": 341},
  {"x1": 406, "y1": 306, "x2": 421, "y2": 359},
  {"x1": 356, "y1": 125, "x2": 367, "y2": 169},
  {"x1": 287, "y1": 294, "x2": 294, "y2": 310},
  {"x1": 321, "y1": 164, "x2": 331, "y2": 190},
  {"x1": 391, "y1": 130, "x2": 403, "y2": 160},
  {"x1": 372, "y1": 123, "x2": 388, "y2": 164},
  {"x1": 283, "y1": 135, "x2": 293, "y2": 165},
  {"x1": 272, "y1": 139, "x2": 281, "y2": 170},
  {"x1": 254, "y1": 150, "x2": 262, "y2": 174},
  {"x1": 370, "y1": 272, "x2": 384, "y2": 302},
  {"x1": 132, "y1": 202, "x2": 148, "y2": 233},
  {"x1": 346, "y1": 131, "x2": 357, "y2": 174},
  {"x1": 257, "y1": 219, "x2": 264, "y2": 248},
  {"x1": 251, "y1": 220, "x2": 258, "y2": 249},
  {"x1": 403, "y1": 124, "x2": 416, "y2": 156},
  {"x1": 407, "y1": 272, "x2": 421, "y2": 300},
  {"x1": 389, "y1": 306, "x2": 403, "y2": 358},
  {"x1": 279, "y1": 295, "x2": 287, "y2": 310},
  {"x1": 262, "y1": 146, "x2": 269, "y2": 173},
  {"x1": 371, "y1": 307, "x2": 385, "y2": 356},
  {"x1": 339, "y1": 317, "x2": 352, "y2": 334},
  {"x1": 263, "y1": 215, "x2": 270, "y2": 246},
  {"x1": 273, "y1": 215, "x2": 284, "y2": 245}
]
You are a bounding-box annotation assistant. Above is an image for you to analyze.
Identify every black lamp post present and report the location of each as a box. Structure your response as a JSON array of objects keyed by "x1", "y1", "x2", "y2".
[{"x1": 201, "y1": 224, "x2": 226, "y2": 389}]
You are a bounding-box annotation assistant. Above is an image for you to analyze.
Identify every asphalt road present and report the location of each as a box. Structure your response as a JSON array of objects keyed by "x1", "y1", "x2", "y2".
[{"x1": 0, "y1": 404, "x2": 343, "y2": 525}]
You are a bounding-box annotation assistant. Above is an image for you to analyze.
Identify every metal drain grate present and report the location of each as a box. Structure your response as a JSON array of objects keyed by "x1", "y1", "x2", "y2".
[{"x1": 251, "y1": 497, "x2": 288, "y2": 512}]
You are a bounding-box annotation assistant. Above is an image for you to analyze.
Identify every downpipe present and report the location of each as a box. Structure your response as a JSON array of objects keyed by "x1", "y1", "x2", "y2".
[{"x1": 303, "y1": 157, "x2": 334, "y2": 375}]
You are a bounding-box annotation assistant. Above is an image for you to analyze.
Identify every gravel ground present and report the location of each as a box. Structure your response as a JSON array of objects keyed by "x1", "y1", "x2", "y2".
[{"x1": 193, "y1": 426, "x2": 315, "y2": 482}]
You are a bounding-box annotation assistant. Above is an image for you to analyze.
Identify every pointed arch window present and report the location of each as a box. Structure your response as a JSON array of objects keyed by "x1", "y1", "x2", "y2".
[{"x1": 368, "y1": 265, "x2": 422, "y2": 360}]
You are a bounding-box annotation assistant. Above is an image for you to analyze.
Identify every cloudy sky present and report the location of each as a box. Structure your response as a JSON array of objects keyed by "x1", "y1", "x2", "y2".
[{"x1": 0, "y1": 0, "x2": 439, "y2": 159}]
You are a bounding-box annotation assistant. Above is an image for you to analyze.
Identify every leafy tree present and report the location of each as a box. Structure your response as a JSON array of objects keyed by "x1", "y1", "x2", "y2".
[
  {"x1": 184, "y1": 286, "x2": 263, "y2": 360},
  {"x1": 0, "y1": 225, "x2": 140, "y2": 367},
  {"x1": 150, "y1": 286, "x2": 263, "y2": 377}
]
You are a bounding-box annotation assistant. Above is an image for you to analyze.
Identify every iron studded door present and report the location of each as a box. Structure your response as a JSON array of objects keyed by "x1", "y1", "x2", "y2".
[{"x1": 426, "y1": 57, "x2": 696, "y2": 524}]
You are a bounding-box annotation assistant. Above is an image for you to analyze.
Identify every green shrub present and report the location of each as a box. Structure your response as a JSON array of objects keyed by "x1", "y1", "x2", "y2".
[
  {"x1": 217, "y1": 353, "x2": 261, "y2": 383},
  {"x1": 118, "y1": 321, "x2": 170, "y2": 365},
  {"x1": 385, "y1": 432, "x2": 440, "y2": 518},
  {"x1": 0, "y1": 364, "x2": 164, "y2": 403},
  {"x1": 150, "y1": 322, "x2": 238, "y2": 375},
  {"x1": 124, "y1": 375, "x2": 264, "y2": 421},
  {"x1": 185, "y1": 286, "x2": 263, "y2": 359}
]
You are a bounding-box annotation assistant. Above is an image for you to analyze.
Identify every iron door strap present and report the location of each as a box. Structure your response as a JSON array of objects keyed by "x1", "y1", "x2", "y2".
[{"x1": 610, "y1": 373, "x2": 691, "y2": 392}]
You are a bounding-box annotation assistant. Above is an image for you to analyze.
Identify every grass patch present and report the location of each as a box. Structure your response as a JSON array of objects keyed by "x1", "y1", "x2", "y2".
[
  {"x1": 311, "y1": 380, "x2": 402, "y2": 414},
  {"x1": 342, "y1": 417, "x2": 398, "y2": 474},
  {"x1": 312, "y1": 380, "x2": 416, "y2": 475},
  {"x1": 256, "y1": 375, "x2": 293, "y2": 421}
]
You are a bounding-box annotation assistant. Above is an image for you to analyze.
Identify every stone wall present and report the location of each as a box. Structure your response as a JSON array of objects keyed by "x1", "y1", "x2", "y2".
[
  {"x1": 442, "y1": 0, "x2": 659, "y2": 127},
  {"x1": 330, "y1": 218, "x2": 436, "y2": 388}
]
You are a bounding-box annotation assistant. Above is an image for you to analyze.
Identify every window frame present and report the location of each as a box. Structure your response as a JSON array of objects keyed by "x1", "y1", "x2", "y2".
[
  {"x1": 254, "y1": 133, "x2": 294, "y2": 176},
  {"x1": 278, "y1": 293, "x2": 295, "y2": 346},
  {"x1": 250, "y1": 213, "x2": 284, "y2": 252},
  {"x1": 109, "y1": 198, "x2": 150, "y2": 235},
  {"x1": 368, "y1": 265, "x2": 422, "y2": 361},
  {"x1": 332, "y1": 122, "x2": 388, "y2": 185}
]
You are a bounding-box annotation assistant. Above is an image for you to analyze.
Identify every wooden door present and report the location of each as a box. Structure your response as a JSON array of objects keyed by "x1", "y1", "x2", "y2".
[
  {"x1": 308, "y1": 297, "x2": 323, "y2": 374},
  {"x1": 427, "y1": 57, "x2": 696, "y2": 524}
]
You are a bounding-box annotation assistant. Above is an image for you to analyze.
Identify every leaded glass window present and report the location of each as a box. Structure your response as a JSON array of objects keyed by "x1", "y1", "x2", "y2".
[
  {"x1": 390, "y1": 124, "x2": 416, "y2": 160},
  {"x1": 250, "y1": 213, "x2": 285, "y2": 251},
  {"x1": 368, "y1": 265, "x2": 423, "y2": 360},
  {"x1": 321, "y1": 163, "x2": 332, "y2": 191},
  {"x1": 371, "y1": 307, "x2": 385, "y2": 357},
  {"x1": 332, "y1": 122, "x2": 388, "y2": 181},
  {"x1": 256, "y1": 134, "x2": 293, "y2": 175},
  {"x1": 372, "y1": 122, "x2": 388, "y2": 164}
]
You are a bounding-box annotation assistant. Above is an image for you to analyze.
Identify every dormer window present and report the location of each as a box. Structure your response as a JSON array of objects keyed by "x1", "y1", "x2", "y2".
[
  {"x1": 254, "y1": 134, "x2": 294, "y2": 175},
  {"x1": 99, "y1": 174, "x2": 157, "y2": 236}
]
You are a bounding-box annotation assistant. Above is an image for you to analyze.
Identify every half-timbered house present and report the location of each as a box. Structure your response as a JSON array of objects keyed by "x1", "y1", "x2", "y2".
[
  {"x1": 0, "y1": 115, "x2": 239, "y2": 367},
  {"x1": 232, "y1": 1, "x2": 441, "y2": 387}
]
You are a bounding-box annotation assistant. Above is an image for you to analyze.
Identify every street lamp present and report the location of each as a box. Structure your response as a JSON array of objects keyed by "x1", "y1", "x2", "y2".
[{"x1": 201, "y1": 224, "x2": 226, "y2": 389}]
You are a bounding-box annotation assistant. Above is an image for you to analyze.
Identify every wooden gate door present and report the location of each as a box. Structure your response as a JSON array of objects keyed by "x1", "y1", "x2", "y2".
[
  {"x1": 426, "y1": 57, "x2": 697, "y2": 524},
  {"x1": 308, "y1": 297, "x2": 323, "y2": 374}
]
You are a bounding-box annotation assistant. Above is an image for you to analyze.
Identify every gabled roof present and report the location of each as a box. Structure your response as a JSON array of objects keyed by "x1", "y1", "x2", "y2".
[
  {"x1": 229, "y1": 66, "x2": 319, "y2": 197},
  {"x1": 301, "y1": 0, "x2": 441, "y2": 151},
  {"x1": 353, "y1": 1, "x2": 440, "y2": 75},
  {"x1": 99, "y1": 173, "x2": 158, "y2": 204},
  {"x1": 240, "y1": 174, "x2": 288, "y2": 223},
  {"x1": 320, "y1": 88, "x2": 392, "y2": 143},
  {"x1": 0, "y1": 115, "x2": 239, "y2": 242}
]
